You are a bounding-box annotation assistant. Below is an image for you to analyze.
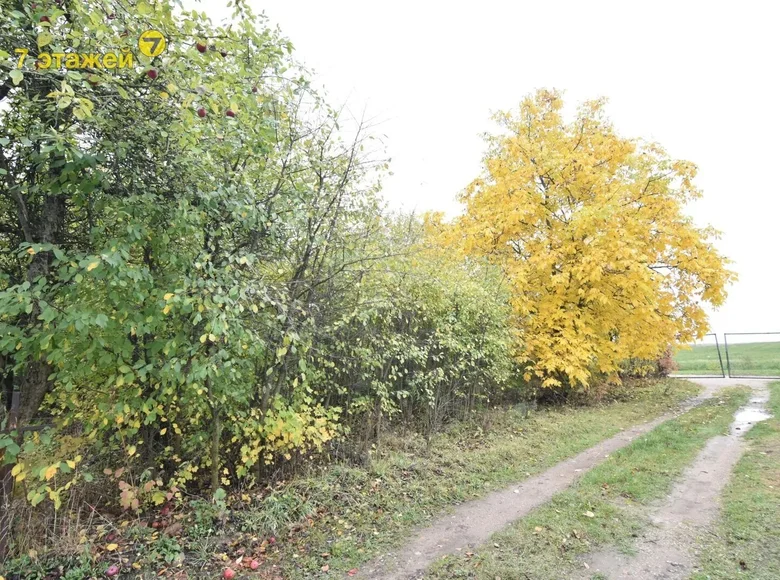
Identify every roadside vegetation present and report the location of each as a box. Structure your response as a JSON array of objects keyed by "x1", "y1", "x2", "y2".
[
  {"x1": 425, "y1": 387, "x2": 749, "y2": 580},
  {"x1": 691, "y1": 381, "x2": 780, "y2": 579}
]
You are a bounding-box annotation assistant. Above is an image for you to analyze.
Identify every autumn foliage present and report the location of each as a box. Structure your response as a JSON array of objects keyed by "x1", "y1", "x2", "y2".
[{"x1": 445, "y1": 89, "x2": 735, "y2": 387}]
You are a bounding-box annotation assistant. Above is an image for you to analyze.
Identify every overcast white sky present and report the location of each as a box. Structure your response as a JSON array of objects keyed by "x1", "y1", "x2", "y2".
[{"x1": 198, "y1": 0, "x2": 780, "y2": 336}]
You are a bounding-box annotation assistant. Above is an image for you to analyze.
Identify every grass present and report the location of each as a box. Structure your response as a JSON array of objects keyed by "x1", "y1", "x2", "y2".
[
  {"x1": 258, "y1": 379, "x2": 700, "y2": 579},
  {"x1": 674, "y1": 341, "x2": 780, "y2": 377},
  {"x1": 424, "y1": 387, "x2": 750, "y2": 580},
  {"x1": 691, "y1": 381, "x2": 780, "y2": 579},
  {"x1": 2, "y1": 379, "x2": 701, "y2": 580}
]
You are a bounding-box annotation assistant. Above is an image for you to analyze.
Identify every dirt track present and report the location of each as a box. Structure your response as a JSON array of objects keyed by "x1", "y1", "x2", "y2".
[
  {"x1": 356, "y1": 379, "x2": 755, "y2": 580},
  {"x1": 577, "y1": 378, "x2": 771, "y2": 579}
]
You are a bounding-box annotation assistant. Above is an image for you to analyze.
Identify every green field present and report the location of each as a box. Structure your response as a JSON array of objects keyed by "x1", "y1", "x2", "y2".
[{"x1": 674, "y1": 341, "x2": 780, "y2": 377}]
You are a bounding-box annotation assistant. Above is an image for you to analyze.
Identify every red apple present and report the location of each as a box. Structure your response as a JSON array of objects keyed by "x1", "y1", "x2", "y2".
[
  {"x1": 196, "y1": 42, "x2": 207, "y2": 53},
  {"x1": 147, "y1": 69, "x2": 158, "y2": 80},
  {"x1": 223, "y1": 568, "x2": 236, "y2": 580},
  {"x1": 39, "y1": 15, "x2": 50, "y2": 23},
  {"x1": 226, "y1": 109, "x2": 235, "y2": 118},
  {"x1": 251, "y1": 86, "x2": 258, "y2": 93},
  {"x1": 268, "y1": 536, "x2": 276, "y2": 544},
  {"x1": 108, "y1": 13, "x2": 116, "y2": 19},
  {"x1": 31, "y1": 2, "x2": 38, "y2": 8},
  {"x1": 106, "y1": 565, "x2": 120, "y2": 577},
  {"x1": 249, "y1": 560, "x2": 260, "y2": 570},
  {"x1": 197, "y1": 108, "x2": 207, "y2": 118}
]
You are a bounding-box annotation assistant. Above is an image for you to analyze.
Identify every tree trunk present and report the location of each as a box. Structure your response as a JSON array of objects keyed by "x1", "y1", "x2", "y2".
[{"x1": 210, "y1": 402, "x2": 221, "y2": 494}]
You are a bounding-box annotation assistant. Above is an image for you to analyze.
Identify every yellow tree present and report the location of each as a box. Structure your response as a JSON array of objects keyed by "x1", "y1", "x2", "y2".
[{"x1": 454, "y1": 89, "x2": 736, "y2": 388}]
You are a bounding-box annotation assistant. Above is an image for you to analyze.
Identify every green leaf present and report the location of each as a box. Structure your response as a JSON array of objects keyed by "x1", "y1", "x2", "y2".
[
  {"x1": 37, "y1": 31, "x2": 53, "y2": 48},
  {"x1": 9, "y1": 69, "x2": 23, "y2": 86}
]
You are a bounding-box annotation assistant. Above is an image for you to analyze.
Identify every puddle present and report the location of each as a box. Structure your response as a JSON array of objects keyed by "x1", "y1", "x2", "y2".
[
  {"x1": 732, "y1": 407, "x2": 773, "y2": 434},
  {"x1": 734, "y1": 409, "x2": 772, "y2": 423}
]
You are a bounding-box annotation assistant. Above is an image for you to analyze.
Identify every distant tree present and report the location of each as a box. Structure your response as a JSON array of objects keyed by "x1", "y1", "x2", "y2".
[{"x1": 453, "y1": 89, "x2": 735, "y2": 388}]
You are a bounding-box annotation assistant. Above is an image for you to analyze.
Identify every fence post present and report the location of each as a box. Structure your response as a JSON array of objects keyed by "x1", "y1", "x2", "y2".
[
  {"x1": 713, "y1": 334, "x2": 726, "y2": 378},
  {"x1": 723, "y1": 334, "x2": 732, "y2": 378}
]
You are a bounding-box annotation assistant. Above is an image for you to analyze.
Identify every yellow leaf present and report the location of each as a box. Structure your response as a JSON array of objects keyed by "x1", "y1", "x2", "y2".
[
  {"x1": 66, "y1": 460, "x2": 76, "y2": 469},
  {"x1": 44, "y1": 465, "x2": 58, "y2": 481},
  {"x1": 208, "y1": 333, "x2": 216, "y2": 342},
  {"x1": 127, "y1": 445, "x2": 137, "y2": 457},
  {"x1": 251, "y1": 304, "x2": 258, "y2": 313},
  {"x1": 164, "y1": 293, "x2": 174, "y2": 300},
  {"x1": 87, "y1": 260, "x2": 99, "y2": 271},
  {"x1": 106, "y1": 543, "x2": 119, "y2": 551},
  {"x1": 160, "y1": 428, "x2": 167, "y2": 435},
  {"x1": 11, "y1": 463, "x2": 23, "y2": 477},
  {"x1": 26, "y1": 247, "x2": 35, "y2": 255},
  {"x1": 163, "y1": 305, "x2": 171, "y2": 315},
  {"x1": 200, "y1": 334, "x2": 208, "y2": 343}
]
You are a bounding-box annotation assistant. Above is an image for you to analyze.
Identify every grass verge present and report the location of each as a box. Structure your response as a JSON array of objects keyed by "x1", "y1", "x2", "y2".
[
  {"x1": 691, "y1": 381, "x2": 780, "y2": 580},
  {"x1": 424, "y1": 387, "x2": 750, "y2": 580}
]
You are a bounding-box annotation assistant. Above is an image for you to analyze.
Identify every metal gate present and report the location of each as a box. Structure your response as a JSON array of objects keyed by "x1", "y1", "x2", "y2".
[{"x1": 724, "y1": 332, "x2": 780, "y2": 379}]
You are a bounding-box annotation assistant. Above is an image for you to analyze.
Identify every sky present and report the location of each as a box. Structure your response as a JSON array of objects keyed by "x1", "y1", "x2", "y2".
[{"x1": 196, "y1": 0, "x2": 780, "y2": 337}]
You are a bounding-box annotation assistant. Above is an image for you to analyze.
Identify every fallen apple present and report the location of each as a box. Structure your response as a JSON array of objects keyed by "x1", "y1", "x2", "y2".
[{"x1": 223, "y1": 568, "x2": 236, "y2": 580}]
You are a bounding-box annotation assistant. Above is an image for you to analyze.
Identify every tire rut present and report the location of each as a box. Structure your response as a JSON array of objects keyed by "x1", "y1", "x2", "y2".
[{"x1": 355, "y1": 383, "x2": 730, "y2": 580}]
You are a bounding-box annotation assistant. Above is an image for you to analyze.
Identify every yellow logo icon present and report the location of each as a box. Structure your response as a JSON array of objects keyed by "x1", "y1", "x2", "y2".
[{"x1": 138, "y1": 30, "x2": 166, "y2": 57}]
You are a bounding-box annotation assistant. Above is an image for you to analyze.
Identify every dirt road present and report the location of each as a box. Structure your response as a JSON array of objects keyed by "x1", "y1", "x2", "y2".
[
  {"x1": 356, "y1": 378, "x2": 762, "y2": 580},
  {"x1": 577, "y1": 378, "x2": 772, "y2": 579}
]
